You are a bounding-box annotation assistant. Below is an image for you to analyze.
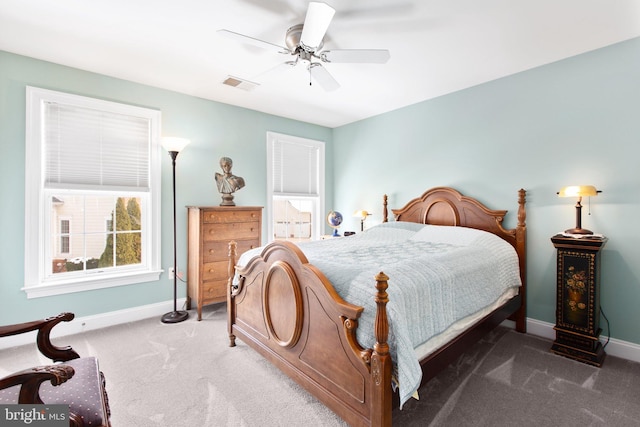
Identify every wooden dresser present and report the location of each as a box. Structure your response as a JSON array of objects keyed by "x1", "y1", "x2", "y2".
[{"x1": 186, "y1": 206, "x2": 262, "y2": 320}]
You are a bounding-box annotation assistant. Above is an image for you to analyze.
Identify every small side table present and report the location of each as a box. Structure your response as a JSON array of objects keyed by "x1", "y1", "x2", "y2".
[{"x1": 550, "y1": 234, "x2": 608, "y2": 366}]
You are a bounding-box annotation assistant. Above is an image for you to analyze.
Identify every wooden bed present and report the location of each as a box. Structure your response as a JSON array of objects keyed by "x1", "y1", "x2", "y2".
[{"x1": 227, "y1": 187, "x2": 527, "y2": 427}]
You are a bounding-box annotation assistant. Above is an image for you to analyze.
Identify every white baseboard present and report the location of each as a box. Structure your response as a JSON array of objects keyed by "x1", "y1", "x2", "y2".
[
  {"x1": 526, "y1": 318, "x2": 640, "y2": 364},
  {"x1": 4, "y1": 310, "x2": 640, "y2": 365},
  {"x1": 0, "y1": 298, "x2": 187, "y2": 350}
]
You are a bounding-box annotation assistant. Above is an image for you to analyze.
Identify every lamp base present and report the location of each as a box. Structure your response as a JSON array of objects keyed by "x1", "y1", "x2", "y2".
[
  {"x1": 564, "y1": 227, "x2": 593, "y2": 235},
  {"x1": 161, "y1": 310, "x2": 189, "y2": 324}
]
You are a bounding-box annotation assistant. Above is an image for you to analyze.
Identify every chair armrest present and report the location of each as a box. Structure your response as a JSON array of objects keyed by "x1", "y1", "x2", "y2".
[
  {"x1": 0, "y1": 313, "x2": 80, "y2": 362},
  {"x1": 0, "y1": 364, "x2": 75, "y2": 404}
]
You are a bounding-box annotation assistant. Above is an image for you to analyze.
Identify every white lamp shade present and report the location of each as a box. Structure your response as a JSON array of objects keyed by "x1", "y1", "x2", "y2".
[
  {"x1": 353, "y1": 210, "x2": 370, "y2": 218},
  {"x1": 558, "y1": 185, "x2": 598, "y2": 198},
  {"x1": 161, "y1": 137, "x2": 190, "y2": 153}
]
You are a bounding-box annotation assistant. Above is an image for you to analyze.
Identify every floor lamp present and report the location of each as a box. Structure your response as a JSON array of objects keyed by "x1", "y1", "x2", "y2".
[{"x1": 161, "y1": 137, "x2": 190, "y2": 324}]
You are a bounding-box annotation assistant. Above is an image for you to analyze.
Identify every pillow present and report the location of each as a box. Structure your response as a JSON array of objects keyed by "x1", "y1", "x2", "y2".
[
  {"x1": 409, "y1": 224, "x2": 494, "y2": 246},
  {"x1": 366, "y1": 221, "x2": 426, "y2": 233}
]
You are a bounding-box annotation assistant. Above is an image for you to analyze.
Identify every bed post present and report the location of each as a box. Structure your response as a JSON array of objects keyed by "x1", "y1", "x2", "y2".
[
  {"x1": 371, "y1": 272, "x2": 392, "y2": 427},
  {"x1": 514, "y1": 189, "x2": 527, "y2": 333},
  {"x1": 382, "y1": 194, "x2": 388, "y2": 223},
  {"x1": 227, "y1": 240, "x2": 237, "y2": 347}
]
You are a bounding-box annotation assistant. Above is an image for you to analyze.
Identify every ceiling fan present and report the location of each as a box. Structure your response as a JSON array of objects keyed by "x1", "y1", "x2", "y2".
[{"x1": 218, "y1": 2, "x2": 390, "y2": 91}]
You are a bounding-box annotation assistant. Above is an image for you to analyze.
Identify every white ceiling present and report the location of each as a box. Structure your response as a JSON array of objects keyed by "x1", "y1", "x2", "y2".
[{"x1": 1, "y1": 0, "x2": 639, "y2": 128}]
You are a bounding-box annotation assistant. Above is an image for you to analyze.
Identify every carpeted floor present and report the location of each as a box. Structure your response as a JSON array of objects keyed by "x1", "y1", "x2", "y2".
[{"x1": 1, "y1": 304, "x2": 639, "y2": 426}]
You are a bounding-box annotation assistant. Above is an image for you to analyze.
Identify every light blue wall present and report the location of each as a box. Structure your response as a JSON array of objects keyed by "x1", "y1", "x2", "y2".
[
  {"x1": 0, "y1": 50, "x2": 332, "y2": 324},
  {"x1": 2, "y1": 37, "x2": 640, "y2": 347},
  {"x1": 333, "y1": 37, "x2": 640, "y2": 345}
]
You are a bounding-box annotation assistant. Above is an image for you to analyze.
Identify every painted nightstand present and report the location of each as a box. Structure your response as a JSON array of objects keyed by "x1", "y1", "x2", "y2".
[{"x1": 550, "y1": 234, "x2": 608, "y2": 366}]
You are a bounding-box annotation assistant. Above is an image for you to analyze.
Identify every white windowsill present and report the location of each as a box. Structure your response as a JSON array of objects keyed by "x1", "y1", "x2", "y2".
[{"x1": 23, "y1": 269, "x2": 163, "y2": 298}]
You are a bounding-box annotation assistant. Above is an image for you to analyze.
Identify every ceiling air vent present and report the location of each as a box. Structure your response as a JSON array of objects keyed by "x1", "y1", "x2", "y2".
[{"x1": 222, "y1": 76, "x2": 259, "y2": 91}]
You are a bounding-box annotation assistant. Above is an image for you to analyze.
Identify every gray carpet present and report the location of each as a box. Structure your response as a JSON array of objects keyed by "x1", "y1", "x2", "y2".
[{"x1": 1, "y1": 304, "x2": 640, "y2": 426}]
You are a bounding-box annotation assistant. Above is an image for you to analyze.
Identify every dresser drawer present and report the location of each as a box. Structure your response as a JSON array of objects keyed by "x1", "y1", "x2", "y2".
[
  {"x1": 203, "y1": 239, "x2": 260, "y2": 262},
  {"x1": 203, "y1": 209, "x2": 261, "y2": 224},
  {"x1": 201, "y1": 279, "x2": 227, "y2": 303},
  {"x1": 203, "y1": 221, "x2": 259, "y2": 241},
  {"x1": 202, "y1": 260, "x2": 228, "y2": 281}
]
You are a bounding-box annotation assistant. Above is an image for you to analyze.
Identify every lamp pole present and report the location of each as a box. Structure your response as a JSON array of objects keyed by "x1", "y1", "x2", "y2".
[{"x1": 161, "y1": 138, "x2": 190, "y2": 324}]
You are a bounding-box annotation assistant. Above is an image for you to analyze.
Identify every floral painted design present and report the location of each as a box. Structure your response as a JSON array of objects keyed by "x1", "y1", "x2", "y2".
[{"x1": 565, "y1": 265, "x2": 587, "y2": 311}]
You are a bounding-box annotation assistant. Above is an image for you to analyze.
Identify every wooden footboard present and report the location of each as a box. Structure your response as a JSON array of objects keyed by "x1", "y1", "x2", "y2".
[
  {"x1": 227, "y1": 241, "x2": 393, "y2": 427},
  {"x1": 227, "y1": 187, "x2": 527, "y2": 426}
]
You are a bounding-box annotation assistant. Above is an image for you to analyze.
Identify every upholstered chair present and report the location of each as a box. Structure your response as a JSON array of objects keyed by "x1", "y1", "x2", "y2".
[{"x1": 0, "y1": 313, "x2": 111, "y2": 427}]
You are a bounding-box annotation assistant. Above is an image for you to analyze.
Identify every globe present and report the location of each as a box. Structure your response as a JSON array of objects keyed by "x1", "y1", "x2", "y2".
[{"x1": 327, "y1": 211, "x2": 343, "y2": 236}]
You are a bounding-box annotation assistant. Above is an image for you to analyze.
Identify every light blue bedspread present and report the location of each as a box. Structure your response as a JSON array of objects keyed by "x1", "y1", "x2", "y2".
[{"x1": 238, "y1": 222, "x2": 522, "y2": 407}]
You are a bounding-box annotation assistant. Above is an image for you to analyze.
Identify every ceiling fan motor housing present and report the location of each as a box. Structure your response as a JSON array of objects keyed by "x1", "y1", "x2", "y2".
[{"x1": 285, "y1": 24, "x2": 324, "y2": 53}]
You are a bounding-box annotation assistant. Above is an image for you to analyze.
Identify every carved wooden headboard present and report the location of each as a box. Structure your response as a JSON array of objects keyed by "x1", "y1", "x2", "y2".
[{"x1": 382, "y1": 187, "x2": 526, "y2": 255}]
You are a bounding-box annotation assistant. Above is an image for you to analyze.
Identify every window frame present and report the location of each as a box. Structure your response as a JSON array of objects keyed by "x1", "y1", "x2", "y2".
[
  {"x1": 24, "y1": 86, "x2": 163, "y2": 298},
  {"x1": 266, "y1": 131, "x2": 325, "y2": 242},
  {"x1": 58, "y1": 217, "x2": 71, "y2": 255}
]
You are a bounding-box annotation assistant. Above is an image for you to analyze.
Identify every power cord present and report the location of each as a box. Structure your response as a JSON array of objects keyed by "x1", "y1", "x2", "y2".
[
  {"x1": 178, "y1": 273, "x2": 188, "y2": 310},
  {"x1": 600, "y1": 305, "x2": 611, "y2": 349}
]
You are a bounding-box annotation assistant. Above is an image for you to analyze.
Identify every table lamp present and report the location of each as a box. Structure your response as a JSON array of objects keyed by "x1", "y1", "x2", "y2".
[
  {"x1": 353, "y1": 210, "x2": 371, "y2": 232},
  {"x1": 557, "y1": 185, "x2": 600, "y2": 235}
]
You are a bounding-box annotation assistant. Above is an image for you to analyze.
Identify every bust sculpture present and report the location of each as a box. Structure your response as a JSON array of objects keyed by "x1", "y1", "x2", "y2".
[{"x1": 215, "y1": 157, "x2": 245, "y2": 206}]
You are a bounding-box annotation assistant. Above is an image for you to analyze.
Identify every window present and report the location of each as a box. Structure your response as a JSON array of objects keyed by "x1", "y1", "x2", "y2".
[
  {"x1": 267, "y1": 132, "x2": 325, "y2": 242},
  {"x1": 59, "y1": 218, "x2": 71, "y2": 255},
  {"x1": 24, "y1": 87, "x2": 162, "y2": 298}
]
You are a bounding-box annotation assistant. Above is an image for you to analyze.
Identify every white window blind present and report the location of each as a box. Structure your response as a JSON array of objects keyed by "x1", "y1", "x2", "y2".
[
  {"x1": 272, "y1": 139, "x2": 320, "y2": 195},
  {"x1": 44, "y1": 102, "x2": 150, "y2": 191},
  {"x1": 267, "y1": 132, "x2": 324, "y2": 242}
]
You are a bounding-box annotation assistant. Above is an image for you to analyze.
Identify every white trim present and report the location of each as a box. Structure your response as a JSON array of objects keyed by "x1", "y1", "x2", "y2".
[
  {"x1": 24, "y1": 86, "x2": 162, "y2": 296},
  {"x1": 266, "y1": 131, "x2": 325, "y2": 241},
  {"x1": 525, "y1": 318, "x2": 640, "y2": 364},
  {"x1": 3, "y1": 312, "x2": 639, "y2": 365},
  {"x1": 23, "y1": 270, "x2": 163, "y2": 298},
  {"x1": 0, "y1": 298, "x2": 187, "y2": 350},
  {"x1": 525, "y1": 317, "x2": 556, "y2": 340}
]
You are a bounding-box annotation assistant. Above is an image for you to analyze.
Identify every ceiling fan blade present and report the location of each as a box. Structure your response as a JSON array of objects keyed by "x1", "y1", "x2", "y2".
[
  {"x1": 217, "y1": 29, "x2": 290, "y2": 54},
  {"x1": 253, "y1": 61, "x2": 297, "y2": 81},
  {"x1": 300, "y1": 2, "x2": 335, "y2": 50},
  {"x1": 321, "y1": 49, "x2": 391, "y2": 64},
  {"x1": 309, "y1": 63, "x2": 340, "y2": 92}
]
